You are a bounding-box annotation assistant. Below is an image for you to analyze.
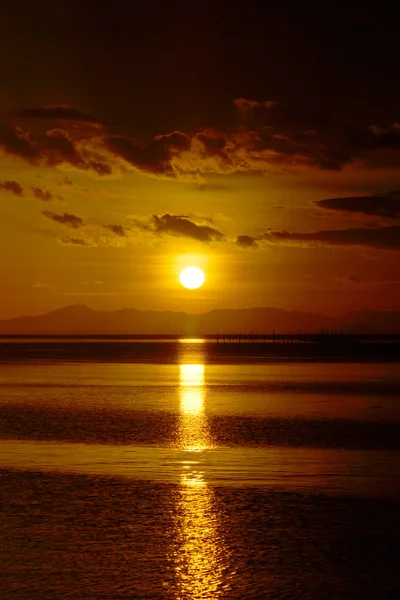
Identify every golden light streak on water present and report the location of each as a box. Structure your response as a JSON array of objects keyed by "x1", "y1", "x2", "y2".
[
  {"x1": 172, "y1": 350, "x2": 231, "y2": 598},
  {"x1": 180, "y1": 364, "x2": 205, "y2": 416},
  {"x1": 178, "y1": 363, "x2": 212, "y2": 453}
]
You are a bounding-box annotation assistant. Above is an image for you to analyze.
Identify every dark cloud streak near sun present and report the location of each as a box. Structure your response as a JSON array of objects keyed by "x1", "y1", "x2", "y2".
[
  {"x1": 315, "y1": 194, "x2": 400, "y2": 220},
  {"x1": 264, "y1": 225, "x2": 400, "y2": 251},
  {"x1": 153, "y1": 214, "x2": 224, "y2": 243}
]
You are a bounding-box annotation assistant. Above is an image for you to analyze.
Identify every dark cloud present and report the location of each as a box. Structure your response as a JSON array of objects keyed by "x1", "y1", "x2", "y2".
[
  {"x1": 0, "y1": 126, "x2": 112, "y2": 176},
  {"x1": 58, "y1": 236, "x2": 95, "y2": 247},
  {"x1": 235, "y1": 99, "x2": 326, "y2": 132},
  {"x1": 104, "y1": 131, "x2": 190, "y2": 176},
  {"x1": 369, "y1": 123, "x2": 400, "y2": 150},
  {"x1": 0, "y1": 178, "x2": 63, "y2": 203},
  {"x1": 153, "y1": 214, "x2": 224, "y2": 242},
  {"x1": 196, "y1": 129, "x2": 227, "y2": 154},
  {"x1": 227, "y1": 121, "x2": 348, "y2": 172},
  {"x1": 233, "y1": 100, "x2": 400, "y2": 171},
  {"x1": 5, "y1": 100, "x2": 400, "y2": 180},
  {"x1": 0, "y1": 127, "x2": 38, "y2": 159},
  {"x1": 236, "y1": 235, "x2": 259, "y2": 248},
  {"x1": 170, "y1": 213, "x2": 216, "y2": 225},
  {"x1": 42, "y1": 211, "x2": 84, "y2": 229},
  {"x1": 84, "y1": 159, "x2": 113, "y2": 176},
  {"x1": 108, "y1": 114, "x2": 400, "y2": 176},
  {"x1": 234, "y1": 98, "x2": 278, "y2": 120},
  {"x1": 315, "y1": 194, "x2": 400, "y2": 219},
  {"x1": 258, "y1": 129, "x2": 348, "y2": 171},
  {"x1": 349, "y1": 123, "x2": 400, "y2": 151},
  {"x1": 16, "y1": 105, "x2": 106, "y2": 125},
  {"x1": 103, "y1": 121, "x2": 348, "y2": 179},
  {"x1": 105, "y1": 224, "x2": 128, "y2": 237},
  {"x1": 104, "y1": 136, "x2": 169, "y2": 174},
  {"x1": 264, "y1": 225, "x2": 400, "y2": 251},
  {"x1": 31, "y1": 187, "x2": 63, "y2": 202},
  {"x1": 0, "y1": 180, "x2": 24, "y2": 196},
  {"x1": 40, "y1": 129, "x2": 80, "y2": 162},
  {"x1": 155, "y1": 131, "x2": 192, "y2": 150}
]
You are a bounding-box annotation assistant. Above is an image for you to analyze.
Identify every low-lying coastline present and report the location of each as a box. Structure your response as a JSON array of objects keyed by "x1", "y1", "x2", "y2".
[{"x1": 1, "y1": 336, "x2": 400, "y2": 363}]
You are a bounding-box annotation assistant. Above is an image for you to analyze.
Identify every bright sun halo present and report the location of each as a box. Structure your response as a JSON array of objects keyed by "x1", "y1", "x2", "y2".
[{"x1": 179, "y1": 266, "x2": 205, "y2": 289}]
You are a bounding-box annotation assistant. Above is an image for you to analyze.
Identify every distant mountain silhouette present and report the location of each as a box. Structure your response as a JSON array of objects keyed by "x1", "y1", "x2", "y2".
[{"x1": 0, "y1": 304, "x2": 399, "y2": 334}]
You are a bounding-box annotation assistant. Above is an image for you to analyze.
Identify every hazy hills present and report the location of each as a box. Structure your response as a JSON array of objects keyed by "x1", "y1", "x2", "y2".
[{"x1": 0, "y1": 304, "x2": 400, "y2": 334}]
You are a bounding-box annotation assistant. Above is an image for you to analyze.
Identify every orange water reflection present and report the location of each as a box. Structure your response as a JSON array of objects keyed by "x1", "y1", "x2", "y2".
[
  {"x1": 178, "y1": 364, "x2": 211, "y2": 451},
  {"x1": 172, "y1": 348, "x2": 230, "y2": 598}
]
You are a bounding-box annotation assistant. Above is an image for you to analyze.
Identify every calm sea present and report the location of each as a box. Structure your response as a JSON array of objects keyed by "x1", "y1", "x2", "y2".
[{"x1": 1, "y1": 340, "x2": 400, "y2": 599}]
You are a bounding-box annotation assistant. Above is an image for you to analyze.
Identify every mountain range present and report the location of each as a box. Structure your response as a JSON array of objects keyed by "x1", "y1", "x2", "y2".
[{"x1": 0, "y1": 304, "x2": 399, "y2": 334}]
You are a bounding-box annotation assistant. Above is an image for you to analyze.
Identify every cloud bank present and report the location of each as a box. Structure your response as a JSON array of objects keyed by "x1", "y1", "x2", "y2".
[
  {"x1": 264, "y1": 225, "x2": 400, "y2": 251},
  {"x1": 3, "y1": 99, "x2": 400, "y2": 182},
  {"x1": 315, "y1": 194, "x2": 400, "y2": 219}
]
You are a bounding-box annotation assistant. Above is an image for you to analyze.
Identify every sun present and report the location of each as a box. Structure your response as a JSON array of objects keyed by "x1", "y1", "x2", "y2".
[{"x1": 179, "y1": 266, "x2": 205, "y2": 289}]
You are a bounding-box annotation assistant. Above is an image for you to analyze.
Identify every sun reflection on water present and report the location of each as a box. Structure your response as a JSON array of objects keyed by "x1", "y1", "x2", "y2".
[
  {"x1": 179, "y1": 364, "x2": 205, "y2": 417},
  {"x1": 172, "y1": 347, "x2": 230, "y2": 598},
  {"x1": 178, "y1": 362, "x2": 212, "y2": 453}
]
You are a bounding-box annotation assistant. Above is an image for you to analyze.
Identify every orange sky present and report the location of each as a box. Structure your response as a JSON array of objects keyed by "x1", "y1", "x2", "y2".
[{"x1": 0, "y1": 2, "x2": 399, "y2": 318}]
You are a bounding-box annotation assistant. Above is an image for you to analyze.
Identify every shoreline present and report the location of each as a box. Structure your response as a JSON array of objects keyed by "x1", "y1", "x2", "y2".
[{"x1": 1, "y1": 339, "x2": 400, "y2": 363}]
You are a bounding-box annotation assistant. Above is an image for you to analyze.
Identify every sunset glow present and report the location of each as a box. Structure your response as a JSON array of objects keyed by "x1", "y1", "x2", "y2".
[{"x1": 0, "y1": 3, "x2": 399, "y2": 322}]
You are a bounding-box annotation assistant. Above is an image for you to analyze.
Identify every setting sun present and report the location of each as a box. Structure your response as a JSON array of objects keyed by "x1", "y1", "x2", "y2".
[{"x1": 179, "y1": 266, "x2": 205, "y2": 290}]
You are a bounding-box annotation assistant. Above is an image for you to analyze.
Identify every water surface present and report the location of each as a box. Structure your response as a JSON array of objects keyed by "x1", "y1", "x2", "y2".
[{"x1": 1, "y1": 340, "x2": 400, "y2": 598}]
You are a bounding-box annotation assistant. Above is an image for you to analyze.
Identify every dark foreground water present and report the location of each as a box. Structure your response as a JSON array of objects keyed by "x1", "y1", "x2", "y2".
[{"x1": 1, "y1": 340, "x2": 400, "y2": 599}]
